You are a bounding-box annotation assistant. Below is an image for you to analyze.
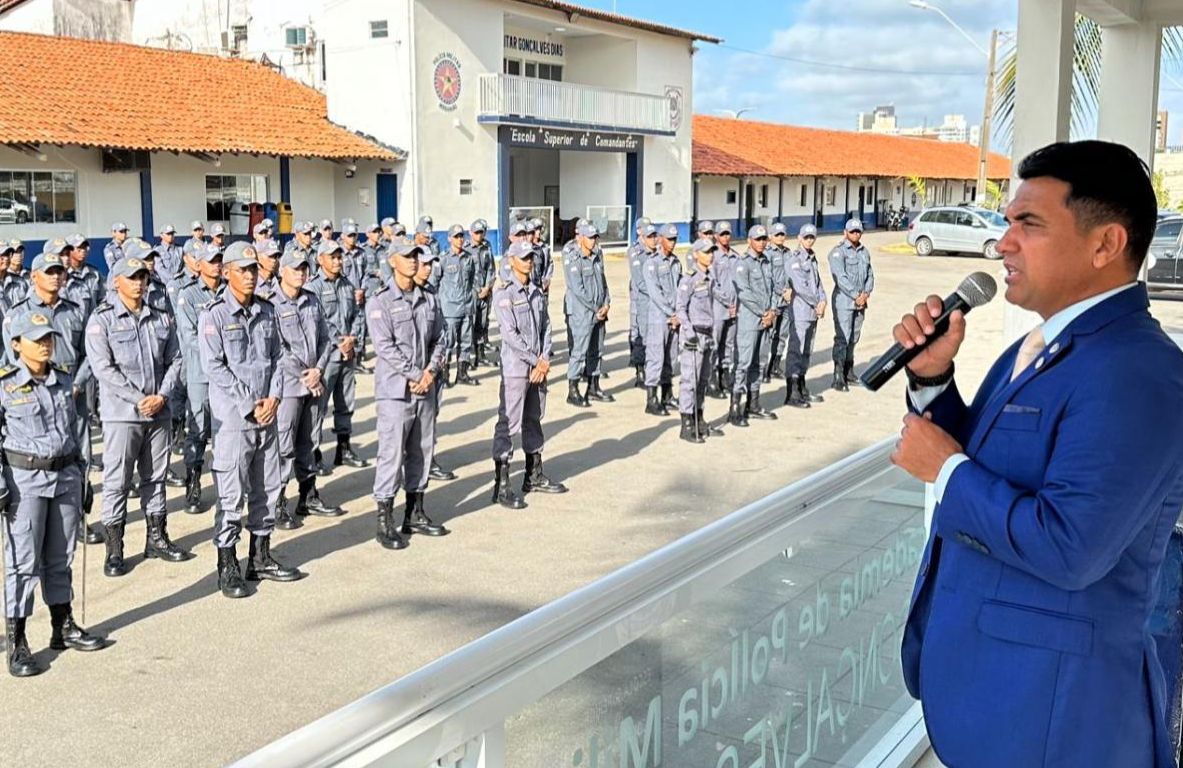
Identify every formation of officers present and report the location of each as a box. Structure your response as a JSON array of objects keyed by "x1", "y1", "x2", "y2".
[{"x1": 0, "y1": 212, "x2": 874, "y2": 679}]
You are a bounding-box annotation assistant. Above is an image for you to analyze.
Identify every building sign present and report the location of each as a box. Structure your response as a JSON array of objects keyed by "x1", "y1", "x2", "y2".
[
  {"x1": 433, "y1": 52, "x2": 462, "y2": 111},
  {"x1": 665, "y1": 85, "x2": 684, "y2": 131},
  {"x1": 503, "y1": 33, "x2": 564, "y2": 59},
  {"x1": 501, "y1": 125, "x2": 641, "y2": 153}
]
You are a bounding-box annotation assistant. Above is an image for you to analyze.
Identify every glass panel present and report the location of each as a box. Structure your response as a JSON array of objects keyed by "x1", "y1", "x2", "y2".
[
  {"x1": 525, "y1": 61, "x2": 536, "y2": 78},
  {"x1": 205, "y1": 175, "x2": 223, "y2": 222},
  {"x1": 0, "y1": 172, "x2": 13, "y2": 225},
  {"x1": 32, "y1": 171, "x2": 52, "y2": 223},
  {"x1": 251, "y1": 175, "x2": 268, "y2": 203},
  {"x1": 52, "y1": 171, "x2": 76, "y2": 223},
  {"x1": 505, "y1": 59, "x2": 521, "y2": 76},
  {"x1": 551, "y1": 64, "x2": 562, "y2": 82},
  {"x1": 506, "y1": 469, "x2": 926, "y2": 767}
]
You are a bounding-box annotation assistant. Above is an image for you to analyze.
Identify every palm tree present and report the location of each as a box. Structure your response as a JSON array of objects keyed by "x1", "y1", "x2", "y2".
[{"x1": 993, "y1": 17, "x2": 1183, "y2": 145}]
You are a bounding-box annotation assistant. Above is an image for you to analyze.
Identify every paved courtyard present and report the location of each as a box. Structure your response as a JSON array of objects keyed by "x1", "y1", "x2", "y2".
[{"x1": 4, "y1": 231, "x2": 1182, "y2": 766}]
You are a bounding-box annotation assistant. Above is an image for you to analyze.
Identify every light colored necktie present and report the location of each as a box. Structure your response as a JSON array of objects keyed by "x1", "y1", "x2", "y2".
[{"x1": 1011, "y1": 326, "x2": 1046, "y2": 381}]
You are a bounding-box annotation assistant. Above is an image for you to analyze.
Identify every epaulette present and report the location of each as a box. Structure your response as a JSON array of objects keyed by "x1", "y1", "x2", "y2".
[
  {"x1": 0, "y1": 364, "x2": 18, "y2": 379},
  {"x1": 205, "y1": 297, "x2": 225, "y2": 309},
  {"x1": 372, "y1": 284, "x2": 390, "y2": 296},
  {"x1": 51, "y1": 363, "x2": 70, "y2": 376},
  {"x1": 94, "y1": 302, "x2": 114, "y2": 314}
]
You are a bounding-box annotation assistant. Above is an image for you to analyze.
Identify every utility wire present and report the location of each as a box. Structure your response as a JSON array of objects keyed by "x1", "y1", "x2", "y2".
[{"x1": 714, "y1": 43, "x2": 984, "y2": 77}]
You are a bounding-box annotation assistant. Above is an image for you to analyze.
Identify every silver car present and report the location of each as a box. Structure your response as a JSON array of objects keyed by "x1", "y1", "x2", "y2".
[{"x1": 907, "y1": 205, "x2": 1008, "y2": 260}]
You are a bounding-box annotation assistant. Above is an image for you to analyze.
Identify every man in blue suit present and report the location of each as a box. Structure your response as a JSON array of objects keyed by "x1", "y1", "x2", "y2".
[{"x1": 891, "y1": 140, "x2": 1183, "y2": 768}]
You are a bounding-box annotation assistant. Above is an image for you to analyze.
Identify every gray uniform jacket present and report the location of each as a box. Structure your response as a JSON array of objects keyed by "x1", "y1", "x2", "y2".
[
  {"x1": 175, "y1": 280, "x2": 223, "y2": 385},
  {"x1": 531, "y1": 243, "x2": 555, "y2": 288},
  {"x1": 271, "y1": 287, "x2": 332, "y2": 399},
  {"x1": 198, "y1": 293, "x2": 283, "y2": 431},
  {"x1": 366, "y1": 281, "x2": 447, "y2": 401},
  {"x1": 284, "y1": 240, "x2": 316, "y2": 268},
  {"x1": 0, "y1": 363, "x2": 80, "y2": 490},
  {"x1": 768, "y1": 244, "x2": 791, "y2": 296},
  {"x1": 564, "y1": 250, "x2": 608, "y2": 316},
  {"x1": 307, "y1": 272, "x2": 364, "y2": 345},
  {"x1": 712, "y1": 247, "x2": 739, "y2": 314},
  {"x1": 85, "y1": 299, "x2": 182, "y2": 422},
  {"x1": 342, "y1": 246, "x2": 368, "y2": 291},
  {"x1": 786, "y1": 247, "x2": 827, "y2": 323},
  {"x1": 64, "y1": 265, "x2": 103, "y2": 316},
  {"x1": 0, "y1": 273, "x2": 29, "y2": 311},
  {"x1": 676, "y1": 266, "x2": 715, "y2": 340},
  {"x1": 643, "y1": 252, "x2": 681, "y2": 324},
  {"x1": 103, "y1": 240, "x2": 126, "y2": 271},
  {"x1": 3, "y1": 294, "x2": 89, "y2": 386},
  {"x1": 828, "y1": 241, "x2": 875, "y2": 311},
  {"x1": 467, "y1": 242, "x2": 495, "y2": 293},
  {"x1": 157, "y1": 242, "x2": 185, "y2": 287},
  {"x1": 494, "y1": 279, "x2": 551, "y2": 378},
  {"x1": 733, "y1": 251, "x2": 777, "y2": 331},
  {"x1": 629, "y1": 246, "x2": 654, "y2": 303},
  {"x1": 431, "y1": 249, "x2": 477, "y2": 317}
]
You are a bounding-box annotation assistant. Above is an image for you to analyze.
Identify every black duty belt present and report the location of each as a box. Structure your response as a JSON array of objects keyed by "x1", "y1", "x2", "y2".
[{"x1": 4, "y1": 450, "x2": 79, "y2": 472}]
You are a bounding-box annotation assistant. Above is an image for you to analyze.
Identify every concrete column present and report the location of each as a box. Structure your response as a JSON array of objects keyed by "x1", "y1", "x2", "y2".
[
  {"x1": 1004, "y1": 0, "x2": 1076, "y2": 341},
  {"x1": 1097, "y1": 21, "x2": 1163, "y2": 166}
]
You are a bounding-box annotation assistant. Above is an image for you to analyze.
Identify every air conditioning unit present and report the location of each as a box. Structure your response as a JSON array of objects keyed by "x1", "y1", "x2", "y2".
[
  {"x1": 102, "y1": 149, "x2": 151, "y2": 173},
  {"x1": 221, "y1": 25, "x2": 247, "y2": 54}
]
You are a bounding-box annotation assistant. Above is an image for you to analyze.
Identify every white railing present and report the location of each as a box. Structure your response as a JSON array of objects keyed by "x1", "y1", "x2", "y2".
[
  {"x1": 478, "y1": 73, "x2": 673, "y2": 134},
  {"x1": 230, "y1": 436, "x2": 932, "y2": 768}
]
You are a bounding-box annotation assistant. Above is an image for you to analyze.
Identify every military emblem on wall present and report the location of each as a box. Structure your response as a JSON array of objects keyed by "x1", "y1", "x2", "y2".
[
  {"x1": 665, "y1": 85, "x2": 684, "y2": 130},
  {"x1": 433, "y1": 52, "x2": 462, "y2": 111}
]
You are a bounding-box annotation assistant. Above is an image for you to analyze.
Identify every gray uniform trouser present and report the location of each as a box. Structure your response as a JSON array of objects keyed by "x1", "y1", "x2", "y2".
[
  {"x1": 184, "y1": 379, "x2": 211, "y2": 469},
  {"x1": 318, "y1": 356, "x2": 356, "y2": 440},
  {"x1": 786, "y1": 316, "x2": 819, "y2": 378},
  {"x1": 492, "y1": 377, "x2": 546, "y2": 461},
  {"x1": 75, "y1": 390, "x2": 91, "y2": 467},
  {"x1": 766, "y1": 312, "x2": 787, "y2": 367},
  {"x1": 373, "y1": 397, "x2": 436, "y2": 501},
  {"x1": 832, "y1": 308, "x2": 865, "y2": 366},
  {"x1": 678, "y1": 331, "x2": 714, "y2": 414},
  {"x1": 734, "y1": 325, "x2": 769, "y2": 394},
  {"x1": 2, "y1": 465, "x2": 82, "y2": 618},
  {"x1": 170, "y1": 359, "x2": 188, "y2": 425},
  {"x1": 713, "y1": 314, "x2": 737, "y2": 372},
  {"x1": 444, "y1": 313, "x2": 474, "y2": 360},
  {"x1": 278, "y1": 394, "x2": 317, "y2": 487},
  {"x1": 474, "y1": 297, "x2": 491, "y2": 348},
  {"x1": 100, "y1": 419, "x2": 169, "y2": 526},
  {"x1": 566, "y1": 312, "x2": 604, "y2": 380},
  {"x1": 643, "y1": 320, "x2": 677, "y2": 387},
  {"x1": 629, "y1": 297, "x2": 648, "y2": 367},
  {"x1": 210, "y1": 425, "x2": 280, "y2": 548}
]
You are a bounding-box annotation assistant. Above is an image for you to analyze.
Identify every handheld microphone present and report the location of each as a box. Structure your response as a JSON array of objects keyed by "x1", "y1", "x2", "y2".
[{"x1": 859, "y1": 271, "x2": 997, "y2": 392}]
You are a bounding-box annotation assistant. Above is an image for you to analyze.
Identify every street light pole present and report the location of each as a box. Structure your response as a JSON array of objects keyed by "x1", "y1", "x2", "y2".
[{"x1": 977, "y1": 29, "x2": 999, "y2": 207}]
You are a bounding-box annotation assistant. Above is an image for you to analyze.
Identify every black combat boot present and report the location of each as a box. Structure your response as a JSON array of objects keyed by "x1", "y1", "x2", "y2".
[
  {"x1": 375, "y1": 498, "x2": 408, "y2": 550},
  {"x1": 660, "y1": 382, "x2": 677, "y2": 408},
  {"x1": 492, "y1": 459, "x2": 527, "y2": 509},
  {"x1": 747, "y1": 391, "x2": 778, "y2": 420},
  {"x1": 184, "y1": 465, "x2": 203, "y2": 514},
  {"x1": 457, "y1": 361, "x2": 480, "y2": 386},
  {"x1": 567, "y1": 379, "x2": 590, "y2": 408},
  {"x1": 84, "y1": 522, "x2": 103, "y2": 545},
  {"x1": 522, "y1": 452, "x2": 568, "y2": 494},
  {"x1": 400, "y1": 491, "x2": 449, "y2": 536},
  {"x1": 705, "y1": 369, "x2": 723, "y2": 399},
  {"x1": 698, "y1": 409, "x2": 724, "y2": 438},
  {"x1": 728, "y1": 391, "x2": 749, "y2": 428},
  {"x1": 832, "y1": 363, "x2": 849, "y2": 392},
  {"x1": 721, "y1": 369, "x2": 735, "y2": 394},
  {"x1": 844, "y1": 361, "x2": 859, "y2": 386},
  {"x1": 761, "y1": 361, "x2": 773, "y2": 384},
  {"x1": 102, "y1": 521, "x2": 127, "y2": 577},
  {"x1": 296, "y1": 478, "x2": 345, "y2": 517},
  {"x1": 587, "y1": 376, "x2": 615, "y2": 403},
  {"x1": 800, "y1": 377, "x2": 824, "y2": 404},
  {"x1": 217, "y1": 546, "x2": 248, "y2": 599},
  {"x1": 314, "y1": 448, "x2": 332, "y2": 477},
  {"x1": 144, "y1": 515, "x2": 192, "y2": 562},
  {"x1": 6, "y1": 617, "x2": 42, "y2": 677},
  {"x1": 770, "y1": 356, "x2": 784, "y2": 379},
  {"x1": 785, "y1": 376, "x2": 810, "y2": 409},
  {"x1": 429, "y1": 459, "x2": 457, "y2": 481},
  {"x1": 633, "y1": 365, "x2": 645, "y2": 389},
  {"x1": 334, "y1": 435, "x2": 369, "y2": 468},
  {"x1": 679, "y1": 414, "x2": 704, "y2": 444},
  {"x1": 164, "y1": 467, "x2": 185, "y2": 488},
  {"x1": 645, "y1": 386, "x2": 668, "y2": 416},
  {"x1": 170, "y1": 418, "x2": 185, "y2": 456},
  {"x1": 274, "y1": 490, "x2": 302, "y2": 530},
  {"x1": 48, "y1": 604, "x2": 107, "y2": 652},
  {"x1": 245, "y1": 534, "x2": 303, "y2": 582}
]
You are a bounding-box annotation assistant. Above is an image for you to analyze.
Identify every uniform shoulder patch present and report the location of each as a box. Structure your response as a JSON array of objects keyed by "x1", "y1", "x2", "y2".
[
  {"x1": 0, "y1": 365, "x2": 17, "y2": 379},
  {"x1": 372, "y1": 284, "x2": 389, "y2": 296},
  {"x1": 94, "y1": 302, "x2": 113, "y2": 314}
]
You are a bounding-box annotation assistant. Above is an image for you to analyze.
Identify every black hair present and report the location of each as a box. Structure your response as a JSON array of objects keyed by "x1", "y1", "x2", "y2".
[{"x1": 1017, "y1": 140, "x2": 1157, "y2": 268}]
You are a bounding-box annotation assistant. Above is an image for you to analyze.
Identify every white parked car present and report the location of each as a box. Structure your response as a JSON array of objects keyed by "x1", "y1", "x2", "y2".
[
  {"x1": 0, "y1": 197, "x2": 31, "y2": 224},
  {"x1": 906, "y1": 205, "x2": 1008, "y2": 260}
]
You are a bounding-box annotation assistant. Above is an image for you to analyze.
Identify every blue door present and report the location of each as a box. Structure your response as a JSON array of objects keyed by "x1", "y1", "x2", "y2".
[{"x1": 376, "y1": 173, "x2": 398, "y2": 222}]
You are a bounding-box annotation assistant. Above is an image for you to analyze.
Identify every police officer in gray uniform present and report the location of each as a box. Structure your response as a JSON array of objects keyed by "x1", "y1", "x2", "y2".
[
  {"x1": 467, "y1": 220, "x2": 495, "y2": 366},
  {"x1": 414, "y1": 219, "x2": 440, "y2": 258},
  {"x1": 339, "y1": 222, "x2": 371, "y2": 372},
  {"x1": 628, "y1": 220, "x2": 657, "y2": 388},
  {"x1": 783, "y1": 224, "x2": 828, "y2": 408},
  {"x1": 730, "y1": 225, "x2": 779, "y2": 426},
  {"x1": 828, "y1": 218, "x2": 874, "y2": 391},
  {"x1": 2, "y1": 312, "x2": 107, "y2": 677},
  {"x1": 676, "y1": 238, "x2": 725, "y2": 444},
  {"x1": 200, "y1": 242, "x2": 302, "y2": 599},
  {"x1": 254, "y1": 238, "x2": 281, "y2": 301},
  {"x1": 564, "y1": 223, "x2": 613, "y2": 407},
  {"x1": 763, "y1": 222, "x2": 792, "y2": 382},
  {"x1": 528, "y1": 218, "x2": 556, "y2": 294},
  {"x1": 103, "y1": 222, "x2": 130, "y2": 271},
  {"x1": 432, "y1": 224, "x2": 479, "y2": 385},
  {"x1": 688, "y1": 220, "x2": 715, "y2": 271},
  {"x1": 8, "y1": 240, "x2": 28, "y2": 280},
  {"x1": 86, "y1": 251, "x2": 191, "y2": 577},
  {"x1": 64, "y1": 235, "x2": 103, "y2": 316},
  {"x1": 498, "y1": 220, "x2": 529, "y2": 284},
  {"x1": 284, "y1": 221, "x2": 317, "y2": 268},
  {"x1": 710, "y1": 221, "x2": 740, "y2": 398},
  {"x1": 0, "y1": 241, "x2": 28, "y2": 309},
  {"x1": 271, "y1": 249, "x2": 342, "y2": 529},
  {"x1": 367, "y1": 241, "x2": 449, "y2": 549},
  {"x1": 175, "y1": 242, "x2": 223, "y2": 514},
  {"x1": 307, "y1": 240, "x2": 369, "y2": 471},
  {"x1": 491, "y1": 241, "x2": 566, "y2": 509},
  {"x1": 156, "y1": 224, "x2": 185, "y2": 290},
  {"x1": 642, "y1": 224, "x2": 682, "y2": 416}
]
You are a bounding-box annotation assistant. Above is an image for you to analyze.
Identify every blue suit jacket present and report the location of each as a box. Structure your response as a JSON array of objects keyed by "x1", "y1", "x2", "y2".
[{"x1": 903, "y1": 284, "x2": 1183, "y2": 768}]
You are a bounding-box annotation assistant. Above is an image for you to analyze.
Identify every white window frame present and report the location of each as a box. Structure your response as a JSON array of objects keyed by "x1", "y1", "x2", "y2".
[
  {"x1": 369, "y1": 20, "x2": 388, "y2": 39},
  {"x1": 0, "y1": 168, "x2": 77, "y2": 225},
  {"x1": 204, "y1": 173, "x2": 269, "y2": 224}
]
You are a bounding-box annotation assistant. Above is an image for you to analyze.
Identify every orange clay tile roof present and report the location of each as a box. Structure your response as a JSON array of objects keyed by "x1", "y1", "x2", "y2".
[
  {"x1": 693, "y1": 115, "x2": 1011, "y2": 180},
  {"x1": 508, "y1": 0, "x2": 721, "y2": 43},
  {"x1": 0, "y1": 31, "x2": 400, "y2": 161}
]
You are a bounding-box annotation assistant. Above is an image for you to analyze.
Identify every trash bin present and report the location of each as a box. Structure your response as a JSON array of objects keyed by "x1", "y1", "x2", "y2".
[
  {"x1": 262, "y1": 202, "x2": 278, "y2": 229},
  {"x1": 247, "y1": 202, "x2": 264, "y2": 234},
  {"x1": 276, "y1": 203, "x2": 293, "y2": 235},
  {"x1": 229, "y1": 202, "x2": 250, "y2": 236}
]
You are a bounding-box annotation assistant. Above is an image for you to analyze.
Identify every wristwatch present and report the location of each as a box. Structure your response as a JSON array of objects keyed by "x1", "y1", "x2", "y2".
[{"x1": 905, "y1": 362, "x2": 954, "y2": 390}]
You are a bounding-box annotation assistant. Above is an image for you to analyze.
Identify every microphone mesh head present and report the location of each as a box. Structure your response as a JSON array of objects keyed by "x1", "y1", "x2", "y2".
[{"x1": 957, "y1": 271, "x2": 998, "y2": 308}]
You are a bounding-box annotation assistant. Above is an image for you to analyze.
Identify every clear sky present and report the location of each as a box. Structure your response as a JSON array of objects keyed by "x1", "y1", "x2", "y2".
[{"x1": 575, "y1": 0, "x2": 1183, "y2": 151}]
